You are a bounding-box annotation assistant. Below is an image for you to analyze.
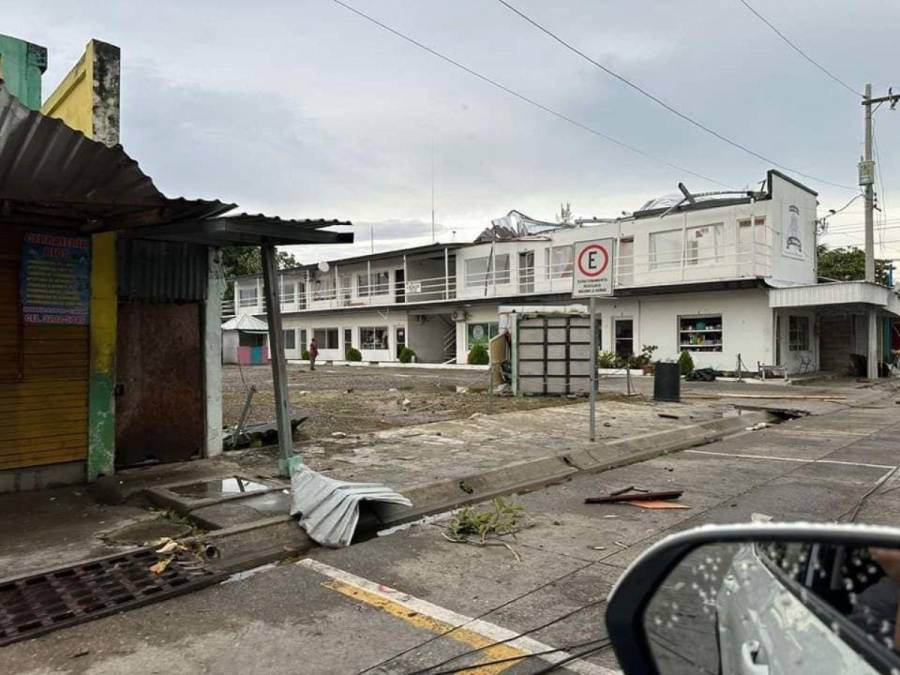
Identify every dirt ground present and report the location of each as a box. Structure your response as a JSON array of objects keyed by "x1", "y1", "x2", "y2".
[{"x1": 222, "y1": 364, "x2": 588, "y2": 440}]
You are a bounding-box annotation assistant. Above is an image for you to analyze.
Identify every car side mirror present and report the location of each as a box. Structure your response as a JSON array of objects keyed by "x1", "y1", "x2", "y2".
[{"x1": 605, "y1": 523, "x2": 900, "y2": 675}]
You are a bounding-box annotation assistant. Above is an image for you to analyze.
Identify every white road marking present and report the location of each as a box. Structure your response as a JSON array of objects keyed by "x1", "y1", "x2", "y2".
[
  {"x1": 685, "y1": 449, "x2": 896, "y2": 470},
  {"x1": 297, "y1": 558, "x2": 618, "y2": 675}
]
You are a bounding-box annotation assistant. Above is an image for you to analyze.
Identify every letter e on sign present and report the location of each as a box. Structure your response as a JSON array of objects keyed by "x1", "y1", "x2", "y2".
[{"x1": 573, "y1": 238, "x2": 615, "y2": 297}]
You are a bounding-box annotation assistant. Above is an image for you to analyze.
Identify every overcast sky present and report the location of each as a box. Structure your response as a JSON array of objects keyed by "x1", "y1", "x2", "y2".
[{"x1": 8, "y1": 0, "x2": 900, "y2": 261}]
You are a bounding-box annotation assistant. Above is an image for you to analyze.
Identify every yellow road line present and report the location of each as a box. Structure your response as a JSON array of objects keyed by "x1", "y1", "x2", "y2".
[{"x1": 324, "y1": 579, "x2": 525, "y2": 674}]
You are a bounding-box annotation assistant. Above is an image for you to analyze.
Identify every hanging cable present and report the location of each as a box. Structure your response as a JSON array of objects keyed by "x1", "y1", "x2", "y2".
[
  {"x1": 331, "y1": 0, "x2": 733, "y2": 188},
  {"x1": 737, "y1": 0, "x2": 862, "y2": 98},
  {"x1": 495, "y1": 0, "x2": 857, "y2": 192}
]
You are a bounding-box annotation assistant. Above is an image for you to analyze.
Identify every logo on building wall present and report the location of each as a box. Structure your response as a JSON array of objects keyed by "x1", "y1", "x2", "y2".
[{"x1": 782, "y1": 203, "x2": 804, "y2": 260}]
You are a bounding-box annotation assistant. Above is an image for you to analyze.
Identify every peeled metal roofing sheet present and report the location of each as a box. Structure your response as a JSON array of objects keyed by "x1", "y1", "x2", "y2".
[
  {"x1": 289, "y1": 466, "x2": 412, "y2": 548},
  {"x1": 0, "y1": 82, "x2": 233, "y2": 226}
]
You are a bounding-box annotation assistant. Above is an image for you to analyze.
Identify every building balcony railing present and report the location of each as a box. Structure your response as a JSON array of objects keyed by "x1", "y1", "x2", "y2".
[{"x1": 226, "y1": 240, "x2": 774, "y2": 316}]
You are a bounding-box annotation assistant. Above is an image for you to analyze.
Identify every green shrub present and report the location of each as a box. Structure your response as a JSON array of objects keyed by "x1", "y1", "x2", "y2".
[
  {"x1": 677, "y1": 350, "x2": 694, "y2": 376},
  {"x1": 598, "y1": 351, "x2": 617, "y2": 369},
  {"x1": 467, "y1": 342, "x2": 489, "y2": 365},
  {"x1": 398, "y1": 347, "x2": 416, "y2": 363},
  {"x1": 345, "y1": 347, "x2": 362, "y2": 362},
  {"x1": 301, "y1": 349, "x2": 310, "y2": 360},
  {"x1": 630, "y1": 344, "x2": 658, "y2": 368}
]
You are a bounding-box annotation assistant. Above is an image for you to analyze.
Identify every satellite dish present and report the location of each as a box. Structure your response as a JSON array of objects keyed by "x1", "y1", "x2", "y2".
[{"x1": 317, "y1": 261, "x2": 330, "y2": 273}]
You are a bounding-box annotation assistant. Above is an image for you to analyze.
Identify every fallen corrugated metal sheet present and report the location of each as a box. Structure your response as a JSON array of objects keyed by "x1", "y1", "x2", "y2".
[
  {"x1": 289, "y1": 466, "x2": 412, "y2": 548},
  {"x1": 0, "y1": 82, "x2": 234, "y2": 227},
  {"x1": 118, "y1": 239, "x2": 208, "y2": 301}
]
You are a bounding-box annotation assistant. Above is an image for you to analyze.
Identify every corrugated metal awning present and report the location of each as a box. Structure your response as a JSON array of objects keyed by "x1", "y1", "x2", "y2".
[
  {"x1": 0, "y1": 82, "x2": 234, "y2": 229},
  {"x1": 125, "y1": 213, "x2": 353, "y2": 246},
  {"x1": 768, "y1": 281, "x2": 900, "y2": 316}
]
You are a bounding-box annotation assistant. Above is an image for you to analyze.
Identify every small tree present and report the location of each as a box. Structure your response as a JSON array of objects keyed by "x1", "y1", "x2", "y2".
[
  {"x1": 817, "y1": 245, "x2": 890, "y2": 285},
  {"x1": 468, "y1": 342, "x2": 489, "y2": 365},
  {"x1": 345, "y1": 347, "x2": 362, "y2": 362},
  {"x1": 398, "y1": 347, "x2": 416, "y2": 363}
]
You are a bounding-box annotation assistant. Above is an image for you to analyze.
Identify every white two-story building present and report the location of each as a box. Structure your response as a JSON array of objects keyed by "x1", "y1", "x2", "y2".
[{"x1": 229, "y1": 170, "x2": 899, "y2": 376}]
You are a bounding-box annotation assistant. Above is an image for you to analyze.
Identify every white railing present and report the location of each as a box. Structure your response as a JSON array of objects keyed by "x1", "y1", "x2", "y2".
[{"x1": 227, "y1": 238, "x2": 775, "y2": 315}]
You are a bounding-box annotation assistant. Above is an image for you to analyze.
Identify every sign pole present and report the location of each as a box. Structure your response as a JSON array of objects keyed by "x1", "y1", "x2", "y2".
[{"x1": 589, "y1": 295, "x2": 597, "y2": 442}]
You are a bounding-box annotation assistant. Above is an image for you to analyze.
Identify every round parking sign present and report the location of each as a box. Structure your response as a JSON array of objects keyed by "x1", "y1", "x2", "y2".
[{"x1": 577, "y1": 244, "x2": 610, "y2": 278}]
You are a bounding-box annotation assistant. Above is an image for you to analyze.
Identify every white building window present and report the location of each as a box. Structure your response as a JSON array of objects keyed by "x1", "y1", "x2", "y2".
[
  {"x1": 685, "y1": 224, "x2": 724, "y2": 266},
  {"x1": 649, "y1": 230, "x2": 682, "y2": 270},
  {"x1": 465, "y1": 254, "x2": 510, "y2": 288},
  {"x1": 238, "y1": 286, "x2": 258, "y2": 307},
  {"x1": 545, "y1": 246, "x2": 574, "y2": 279},
  {"x1": 313, "y1": 328, "x2": 339, "y2": 349},
  {"x1": 358, "y1": 271, "x2": 390, "y2": 297},
  {"x1": 467, "y1": 322, "x2": 499, "y2": 349},
  {"x1": 679, "y1": 315, "x2": 723, "y2": 352},
  {"x1": 313, "y1": 277, "x2": 334, "y2": 301},
  {"x1": 281, "y1": 281, "x2": 295, "y2": 305},
  {"x1": 360, "y1": 326, "x2": 389, "y2": 350},
  {"x1": 789, "y1": 316, "x2": 810, "y2": 351},
  {"x1": 283, "y1": 329, "x2": 296, "y2": 350}
]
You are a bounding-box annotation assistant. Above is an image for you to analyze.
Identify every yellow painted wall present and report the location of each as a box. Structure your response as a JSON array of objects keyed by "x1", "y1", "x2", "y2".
[{"x1": 41, "y1": 45, "x2": 93, "y2": 136}]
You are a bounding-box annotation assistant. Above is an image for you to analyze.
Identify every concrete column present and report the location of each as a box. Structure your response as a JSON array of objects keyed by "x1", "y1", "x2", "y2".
[
  {"x1": 868, "y1": 309, "x2": 879, "y2": 380},
  {"x1": 204, "y1": 248, "x2": 224, "y2": 458},
  {"x1": 87, "y1": 232, "x2": 116, "y2": 481}
]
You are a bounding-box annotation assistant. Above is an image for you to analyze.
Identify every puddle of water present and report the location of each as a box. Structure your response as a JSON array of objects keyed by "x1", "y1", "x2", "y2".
[
  {"x1": 435, "y1": 384, "x2": 488, "y2": 394},
  {"x1": 168, "y1": 477, "x2": 271, "y2": 499}
]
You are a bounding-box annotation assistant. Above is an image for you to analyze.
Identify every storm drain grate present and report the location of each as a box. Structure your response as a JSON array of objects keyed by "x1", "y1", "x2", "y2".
[{"x1": 0, "y1": 548, "x2": 225, "y2": 646}]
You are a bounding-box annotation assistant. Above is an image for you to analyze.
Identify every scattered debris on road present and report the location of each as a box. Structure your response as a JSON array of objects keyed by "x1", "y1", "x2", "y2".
[
  {"x1": 585, "y1": 490, "x2": 683, "y2": 504},
  {"x1": 442, "y1": 497, "x2": 524, "y2": 560},
  {"x1": 745, "y1": 421, "x2": 769, "y2": 431},
  {"x1": 657, "y1": 412, "x2": 680, "y2": 420}
]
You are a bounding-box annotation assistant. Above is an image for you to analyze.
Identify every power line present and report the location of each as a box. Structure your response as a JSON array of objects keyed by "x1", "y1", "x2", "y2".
[
  {"x1": 495, "y1": 0, "x2": 858, "y2": 192},
  {"x1": 331, "y1": 0, "x2": 732, "y2": 188},
  {"x1": 737, "y1": 0, "x2": 862, "y2": 98}
]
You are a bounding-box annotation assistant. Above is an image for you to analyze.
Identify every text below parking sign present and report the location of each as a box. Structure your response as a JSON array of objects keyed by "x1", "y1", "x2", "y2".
[{"x1": 573, "y1": 239, "x2": 614, "y2": 297}]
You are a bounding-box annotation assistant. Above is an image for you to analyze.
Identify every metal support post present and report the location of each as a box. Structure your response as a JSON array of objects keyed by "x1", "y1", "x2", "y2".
[
  {"x1": 261, "y1": 240, "x2": 297, "y2": 476},
  {"x1": 443, "y1": 247, "x2": 450, "y2": 300},
  {"x1": 625, "y1": 362, "x2": 632, "y2": 396},
  {"x1": 589, "y1": 296, "x2": 597, "y2": 442},
  {"x1": 488, "y1": 362, "x2": 495, "y2": 415}
]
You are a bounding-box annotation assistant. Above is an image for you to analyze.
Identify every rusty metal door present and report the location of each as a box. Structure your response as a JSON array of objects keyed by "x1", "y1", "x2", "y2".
[{"x1": 115, "y1": 302, "x2": 204, "y2": 466}]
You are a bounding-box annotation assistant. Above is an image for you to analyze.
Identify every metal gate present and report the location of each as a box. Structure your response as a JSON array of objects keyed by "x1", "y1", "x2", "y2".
[{"x1": 516, "y1": 314, "x2": 591, "y2": 395}]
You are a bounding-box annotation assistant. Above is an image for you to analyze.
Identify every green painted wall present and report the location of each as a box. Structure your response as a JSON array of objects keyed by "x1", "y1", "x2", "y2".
[{"x1": 0, "y1": 34, "x2": 47, "y2": 110}]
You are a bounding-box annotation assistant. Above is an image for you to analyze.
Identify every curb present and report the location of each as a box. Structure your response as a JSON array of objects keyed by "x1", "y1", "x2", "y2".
[{"x1": 179, "y1": 410, "x2": 774, "y2": 572}]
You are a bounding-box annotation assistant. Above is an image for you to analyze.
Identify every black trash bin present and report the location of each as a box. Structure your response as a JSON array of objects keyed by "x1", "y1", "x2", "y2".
[{"x1": 653, "y1": 362, "x2": 681, "y2": 402}]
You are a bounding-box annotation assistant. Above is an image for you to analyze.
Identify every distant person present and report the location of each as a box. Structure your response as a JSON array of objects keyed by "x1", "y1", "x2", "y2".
[{"x1": 309, "y1": 337, "x2": 318, "y2": 371}]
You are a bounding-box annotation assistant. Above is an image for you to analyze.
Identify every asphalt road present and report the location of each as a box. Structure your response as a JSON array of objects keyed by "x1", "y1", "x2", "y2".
[{"x1": 6, "y1": 389, "x2": 900, "y2": 674}]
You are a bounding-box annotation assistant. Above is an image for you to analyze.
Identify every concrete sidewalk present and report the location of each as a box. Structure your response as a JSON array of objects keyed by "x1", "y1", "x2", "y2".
[{"x1": 0, "y1": 379, "x2": 890, "y2": 581}]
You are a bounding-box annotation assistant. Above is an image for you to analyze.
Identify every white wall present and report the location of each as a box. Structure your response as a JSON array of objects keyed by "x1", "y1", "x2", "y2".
[
  {"x1": 774, "y1": 308, "x2": 818, "y2": 374},
  {"x1": 282, "y1": 310, "x2": 408, "y2": 363},
  {"x1": 767, "y1": 172, "x2": 819, "y2": 287},
  {"x1": 407, "y1": 314, "x2": 451, "y2": 363}
]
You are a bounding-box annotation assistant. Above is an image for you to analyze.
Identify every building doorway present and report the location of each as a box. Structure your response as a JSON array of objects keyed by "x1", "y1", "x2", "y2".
[
  {"x1": 518, "y1": 251, "x2": 534, "y2": 293},
  {"x1": 395, "y1": 269, "x2": 405, "y2": 303},
  {"x1": 395, "y1": 326, "x2": 407, "y2": 359}
]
